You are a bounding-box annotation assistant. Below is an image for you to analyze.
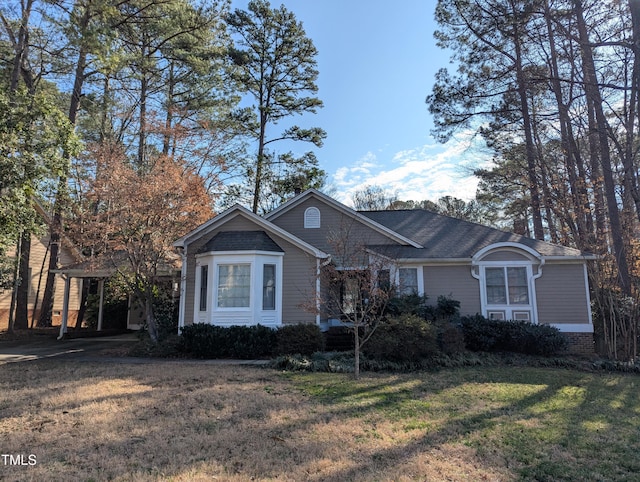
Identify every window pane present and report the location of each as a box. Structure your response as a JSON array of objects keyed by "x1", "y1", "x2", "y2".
[
  {"x1": 485, "y1": 267, "x2": 506, "y2": 304},
  {"x1": 263, "y1": 264, "x2": 276, "y2": 310},
  {"x1": 199, "y1": 265, "x2": 208, "y2": 311},
  {"x1": 507, "y1": 267, "x2": 529, "y2": 304},
  {"x1": 218, "y1": 264, "x2": 250, "y2": 308},
  {"x1": 399, "y1": 268, "x2": 418, "y2": 295}
]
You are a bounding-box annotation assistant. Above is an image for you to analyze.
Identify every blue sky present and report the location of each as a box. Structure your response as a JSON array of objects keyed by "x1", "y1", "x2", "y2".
[{"x1": 231, "y1": 0, "x2": 486, "y2": 206}]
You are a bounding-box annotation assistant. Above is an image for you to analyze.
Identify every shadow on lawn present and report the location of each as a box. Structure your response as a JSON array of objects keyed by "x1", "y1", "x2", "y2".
[
  {"x1": 1, "y1": 361, "x2": 639, "y2": 481},
  {"x1": 278, "y1": 368, "x2": 640, "y2": 481}
]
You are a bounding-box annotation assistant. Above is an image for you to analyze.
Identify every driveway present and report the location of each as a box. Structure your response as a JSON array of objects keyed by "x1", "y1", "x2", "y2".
[
  {"x1": 0, "y1": 333, "x2": 270, "y2": 365},
  {"x1": 0, "y1": 334, "x2": 140, "y2": 364}
]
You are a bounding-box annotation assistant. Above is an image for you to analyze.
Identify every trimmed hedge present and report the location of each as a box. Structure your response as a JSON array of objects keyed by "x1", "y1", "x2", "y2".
[
  {"x1": 364, "y1": 314, "x2": 439, "y2": 362},
  {"x1": 460, "y1": 315, "x2": 568, "y2": 356},
  {"x1": 179, "y1": 324, "x2": 277, "y2": 359},
  {"x1": 275, "y1": 323, "x2": 325, "y2": 355},
  {"x1": 179, "y1": 323, "x2": 325, "y2": 359}
]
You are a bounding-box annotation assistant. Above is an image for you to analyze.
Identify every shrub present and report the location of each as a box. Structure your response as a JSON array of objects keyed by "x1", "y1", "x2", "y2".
[
  {"x1": 364, "y1": 314, "x2": 438, "y2": 362},
  {"x1": 434, "y1": 295, "x2": 461, "y2": 318},
  {"x1": 385, "y1": 293, "x2": 431, "y2": 318},
  {"x1": 386, "y1": 293, "x2": 461, "y2": 323},
  {"x1": 179, "y1": 324, "x2": 277, "y2": 359},
  {"x1": 438, "y1": 323, "x2": 466, "y2": 354},
  {"x1": 276, "y1": 323, "x2": 325, "y2": 355},
  {"x1": 460, "y1": 315, "x2": 568, "y2": 356}
]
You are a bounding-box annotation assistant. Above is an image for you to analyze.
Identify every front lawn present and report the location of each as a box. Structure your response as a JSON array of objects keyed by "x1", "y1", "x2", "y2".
[{"x1": 0, "y1": 361, "x2": 637, "y2": 481}]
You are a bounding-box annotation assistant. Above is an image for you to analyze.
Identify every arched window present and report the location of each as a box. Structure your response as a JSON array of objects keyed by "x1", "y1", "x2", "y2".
[
  {"x1": 471, "y1": 243, "x2": 543, "y2": 323},
  {"x1": 304, "y1": 206, "x2": 321, "y2": 228}
]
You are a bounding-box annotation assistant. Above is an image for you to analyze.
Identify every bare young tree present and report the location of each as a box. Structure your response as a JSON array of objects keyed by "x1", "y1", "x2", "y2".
[{"x1": 314, "y1": 221, "x2": 398, "y2": 378}]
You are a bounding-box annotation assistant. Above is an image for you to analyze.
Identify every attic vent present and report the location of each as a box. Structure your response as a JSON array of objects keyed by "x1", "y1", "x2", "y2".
[{"x1": 304, "y1": 207, "x2": 321, "y2": 228}]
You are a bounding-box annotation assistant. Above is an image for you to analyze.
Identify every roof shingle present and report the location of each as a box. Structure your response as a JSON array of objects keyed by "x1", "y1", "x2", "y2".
[
  {"x1": 360, "y1": 209, "x2": 586, "y2": 259},
  {"x1": 198, "y1": 231, "x2": 284, "y2": 253}
]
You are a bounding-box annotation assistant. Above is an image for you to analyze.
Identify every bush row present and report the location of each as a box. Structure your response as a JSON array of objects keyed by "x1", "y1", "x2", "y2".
[
  {"x1": 179, "y1": 313, "x2": 567, "y2": 361},
  {"x1": 270, "y1": 350, "x2": 592, "y2": 374},
  {"x1": 460, "y1": 314, "x2": 568, "y2": 356},
  {"x1": 363, "y1": 313, "x2": 567, "y2": 361},
  {"x1": 179, "y1": 322, "x2": 324, "y2": 359}
]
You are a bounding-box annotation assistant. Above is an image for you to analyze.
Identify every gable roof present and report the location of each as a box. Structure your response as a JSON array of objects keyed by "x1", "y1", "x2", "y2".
[
  {"x1": 174, "y1": 204, "x2": 328, "y2": 258},
  {"x1": 265, "y1": 188, "x2": 423, "y2": 248},
  {"x1": 361, "y1": 209, "x2": 590, "y2": 259}
]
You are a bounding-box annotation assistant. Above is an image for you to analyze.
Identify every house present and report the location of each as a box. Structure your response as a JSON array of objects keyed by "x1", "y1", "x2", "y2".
[
  {"x1": 0, "y1": 202, "x2": 83, "y2": 330},
  {"x1": 174, "y1": 189, "x2": 596, "y2": 354}
]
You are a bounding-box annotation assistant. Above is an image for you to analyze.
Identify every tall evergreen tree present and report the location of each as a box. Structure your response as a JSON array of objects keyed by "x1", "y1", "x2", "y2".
[{"x1": 226, "y1": 0, "x2": 325, "y2": 213}]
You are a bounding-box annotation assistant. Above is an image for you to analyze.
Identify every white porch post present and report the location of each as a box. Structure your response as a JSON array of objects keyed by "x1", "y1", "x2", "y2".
[
  {"x1": 97, "y1": 278, "x2": 105, "y2": 331},
  {"x1": 57, "y1": 275, "x2": 71, "y2": 340}
]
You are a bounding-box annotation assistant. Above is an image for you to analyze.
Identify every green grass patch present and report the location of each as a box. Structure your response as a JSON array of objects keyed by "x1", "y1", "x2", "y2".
[{"x1": 285, "y1": 367, "x2": 640, "y2": 481}]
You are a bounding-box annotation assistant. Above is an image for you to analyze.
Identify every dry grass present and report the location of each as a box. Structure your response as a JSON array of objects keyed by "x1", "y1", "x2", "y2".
[{"x1": 0, "y1": 361, "x2": 638, "y2": 481}]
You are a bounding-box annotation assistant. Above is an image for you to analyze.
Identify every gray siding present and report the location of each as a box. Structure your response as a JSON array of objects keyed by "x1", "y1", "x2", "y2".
[
  {"x1": 271, "y1": 196, "x2": 402, "y2": 253},
  {"x1": 280, "y1": 245, "x2": 316, "y2": 324},
  {"x1": 423, "y1": 265, "x2": 481, "y2": 315},
  {"x1": 536, "y1": 263, "x2": 590, "y2": 325}
]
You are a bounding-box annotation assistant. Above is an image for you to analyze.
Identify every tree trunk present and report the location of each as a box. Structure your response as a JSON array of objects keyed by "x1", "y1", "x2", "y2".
[
  {"x1": 353, "y1": 327, "x2": 360, "y2": 379},
  {"x1": 145, "y1": 292, "x2": 158, "y2": 343},
  {"x1": 75, "y1": 279, "x2": 90, "y2": 329},
  {"x1": 511, "y1": 5, "x2": 544, "y2": 240},
  {"x1": 623, "y1": 0, "x2": 640, "y2": 222},
  {"x1": 7, "y1": 233, "x2": 22, "y2": 333},
  {"x1": 253, "y1": 114, "x2": 268, "y2": 214},
  {"x1": 575, "y1": 0, "x2": 631, "y2": 294},
  {"x1": 544, "y1": 0, "x2": 590, "y2": 248},
  {"x1": 38, "y1": 214, "x2": 59, "y2": 327},
  {"x1": 163, "y1": 62, "x2": 174, "y2": 156},
  {"x1": 7, "y1": 0, "x2": 34, "y2": 94},
  {"x1": 39, "y1": 6, "x2": 91, "y2": 327},
  {"x1": 14, "y1": 232, "x2": 31, "y2": 329},
  {"x1": 138, "y1": 69, "x2": 148, "y2": 168}
]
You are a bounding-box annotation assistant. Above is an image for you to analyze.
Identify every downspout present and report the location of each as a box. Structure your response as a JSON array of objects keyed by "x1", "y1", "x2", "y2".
[
  {"x1": 177, "y1": 246, "x2": 187, "y2": 333},
  {"x1": 582, "y1": 262, "x2": 593, "y2": 325},
  {"x1": 530, "y1": 259, "x2": 545, "y2": 324}
]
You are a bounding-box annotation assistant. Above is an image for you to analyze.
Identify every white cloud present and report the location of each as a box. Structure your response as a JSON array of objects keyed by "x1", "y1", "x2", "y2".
[{"x1": 330, "y1": 132, "x2": 489, "y2": 206}]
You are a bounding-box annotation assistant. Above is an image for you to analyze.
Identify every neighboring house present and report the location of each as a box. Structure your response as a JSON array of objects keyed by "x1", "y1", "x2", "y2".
[
  {"x1": 53, "y1": 252, "x2": 182, "y2": 334},
  {"x1": 174, "y1": 189, "x2": 596, "y2": 354},
  {"x1": 0, "y1": 203, "x2": 83, "y2": 330}
]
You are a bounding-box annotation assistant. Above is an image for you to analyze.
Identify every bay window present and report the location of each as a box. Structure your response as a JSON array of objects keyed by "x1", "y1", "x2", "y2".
[{"x1": 194, "y1": 251, "x2": 283, "y2": 327}]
